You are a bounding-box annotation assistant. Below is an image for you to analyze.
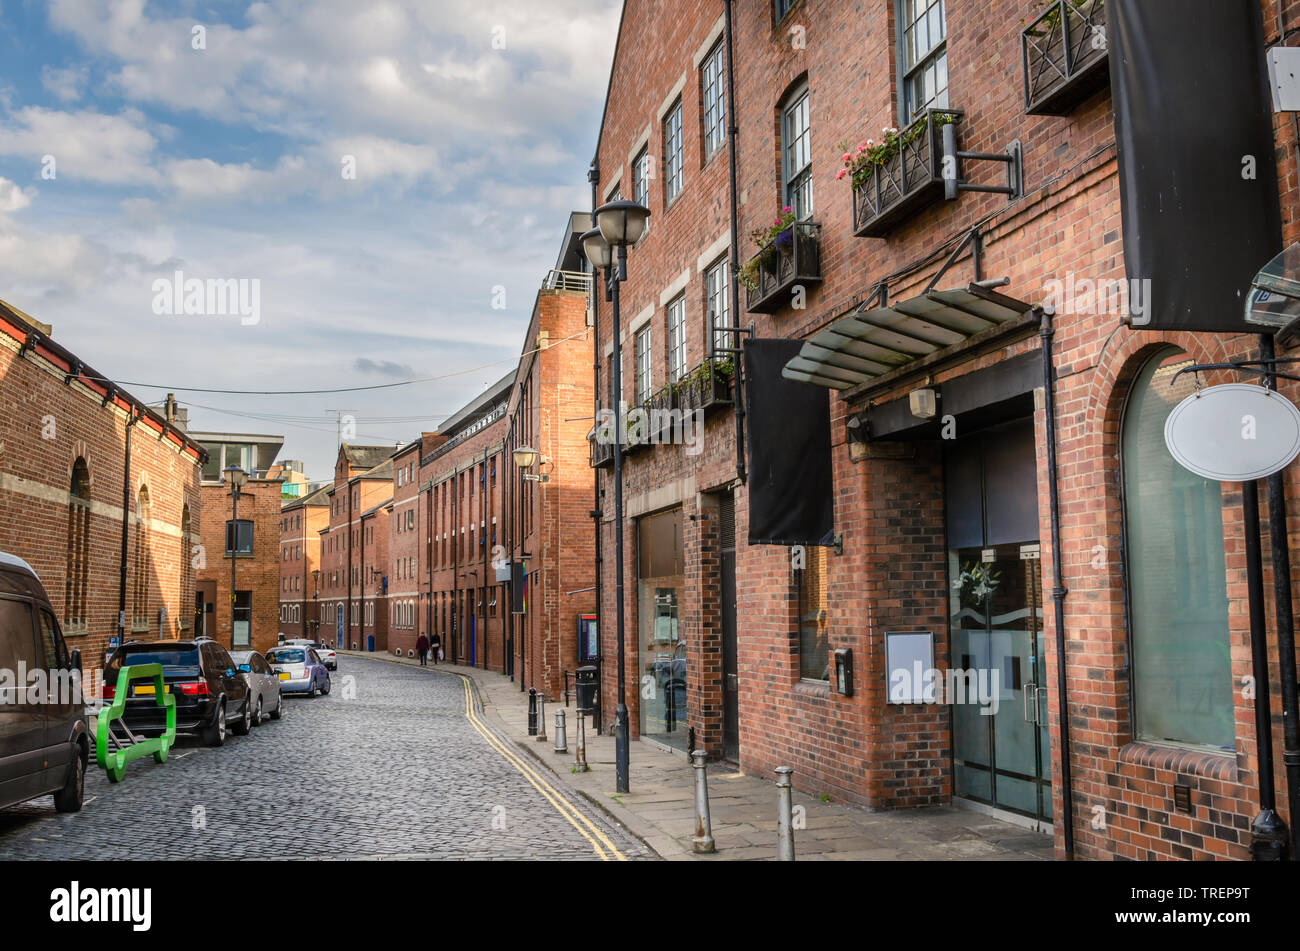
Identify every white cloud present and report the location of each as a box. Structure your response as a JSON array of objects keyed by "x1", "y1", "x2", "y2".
[
  {"x1": 0, "y1": 106, "x2": 160, "y2": 185},
  {"x1": 40, "y1": 65, "x2": 89, "y2": 103},
  {"x1": 0, "y1": 177, "x2": 34, "y2": 213}
]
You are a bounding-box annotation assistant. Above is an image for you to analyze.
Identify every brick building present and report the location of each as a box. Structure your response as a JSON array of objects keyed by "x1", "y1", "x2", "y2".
[
  {"x1": 587, "y1": 0, "x2": 1300, "y2": 861},
  {"x1": 278, "y1": 484, "x2": 330, "y2": 641},
  {"x1": 388, "y1": 435, "x2": 442, "y2": 658},
  {"x1": 197, "y1": 475, "x2": 282, "y2": 654},
  {"x1": 317, "y1": 446, "x2": 392, "y2": 651},
  {"x1": 503, "y1": 225, "x2": 599, "y2": 699},
  {"x1": 0, "y1": 299, "x2": 203, "y2": 690},
  {"x1": 423, "y1": 377, "x2": 510, "y2": 669}
]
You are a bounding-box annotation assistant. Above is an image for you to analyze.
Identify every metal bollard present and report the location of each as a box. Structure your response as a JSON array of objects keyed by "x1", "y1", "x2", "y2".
[
  {"x1": 536, "y1": 694, "x2": 547, "y2": 742},
  {"x1": 776, "y1": 766, "x2": 795, "y2": 861},
  {"x1": 691, "y1": 750, "x2": 715, "y2": 854},
  {"x1": 527, "y1": 688, "x2": 537, "y2": 736},
  {"x1": 554, "y1": 708, "x2": 568, "y2": 754},
  {"x1": 575, "y1": 711, "x2": 589, "y2": 771}
]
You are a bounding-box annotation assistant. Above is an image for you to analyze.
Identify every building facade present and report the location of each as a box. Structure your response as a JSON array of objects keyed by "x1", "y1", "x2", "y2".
[
  {"x1": 196, "y1": 476, "x2": 282, "y2": 654},
  {"x1": 278, "y1": 484, "x2": 329, "y2": 641},
  {"x1": 0, "y1": 300, "x2": 203, "y2": 687},
  {"x1": 588, "y1": 0, "x2": 1300, "y2": 861}
]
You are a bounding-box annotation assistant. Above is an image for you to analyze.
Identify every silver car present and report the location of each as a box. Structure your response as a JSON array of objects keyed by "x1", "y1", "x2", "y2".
[
  {"x1": 230, "y1": 650, "x2": 284, "y2": 723},
  {"x1": 286, "y1": 637, "x2": 337, "y2": 670}
]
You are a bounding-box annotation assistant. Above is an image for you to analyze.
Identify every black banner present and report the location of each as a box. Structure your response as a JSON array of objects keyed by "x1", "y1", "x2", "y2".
[
  {"x1": 744, "y1": 338, "x2": 834, "y2": 546},
  {"x1": 1108, "y1": 0, "x2": 1282, "y2": 332}
]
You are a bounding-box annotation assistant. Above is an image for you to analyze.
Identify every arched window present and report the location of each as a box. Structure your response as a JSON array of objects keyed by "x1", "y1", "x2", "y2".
[
  {"x1": 133, "y1": 486, "x2": 151, "y2": 631},
  {"x1": 1122, "y1": 347, "x2": 1233, "y2": 750},
  {"x1": 65, "y1": 458, "x2": 91, "y2": 630}
]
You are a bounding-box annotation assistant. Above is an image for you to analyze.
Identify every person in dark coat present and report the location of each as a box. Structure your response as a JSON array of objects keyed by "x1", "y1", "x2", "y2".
[
  {"x1": 416, "y1": 632, "x2": 430, "y2": 667},
  {"x1": 430, "y1": 631, "x2": 442, "y2": 665}
]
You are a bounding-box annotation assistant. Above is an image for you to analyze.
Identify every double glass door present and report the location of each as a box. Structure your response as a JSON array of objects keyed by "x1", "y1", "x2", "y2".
[{"x1": 946, "y1": 419, "x2": 1052, "y2": 825}]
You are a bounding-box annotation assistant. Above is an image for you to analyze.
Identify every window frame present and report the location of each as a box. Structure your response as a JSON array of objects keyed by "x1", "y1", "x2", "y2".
[
  {"x1": 701, "y1": 41, "x2": 727, "y2": 162},
  {"x1": 635, "y1": 326, "x2": 653, "y2": 405},
  {"x1": 704, "y1": 257, "x2": 730, "y2": 359},
  {"x1": 663, "y1": 98, "x2": 684, "y2": 206},
  {"x1": 225, "y1": 519, "x2": 254, "y2": 555},
  {"x1": 781, "y1": 83, "x2": 812, "y2": 220},
  {"x1": 667, "y1": 295, "x2": 687, "y2": 384},
  {"x1": 896, "y1": 0, "x2": 949, "y2": 127},
  {"x1": 795, "y1": 545, "x2": 830, "y2": 683}
]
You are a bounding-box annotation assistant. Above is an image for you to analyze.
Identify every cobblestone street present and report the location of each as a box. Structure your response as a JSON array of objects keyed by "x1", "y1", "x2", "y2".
[{"x1": 0, "y1": 656, "x2": 648, "y2": 860}]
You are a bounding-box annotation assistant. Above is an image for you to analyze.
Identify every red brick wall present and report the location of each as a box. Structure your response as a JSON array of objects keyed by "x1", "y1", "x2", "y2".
[
  {"x1": 591, "y1": 0, "x2": 1300, "y2": 860},
  {"x1": 388, "y1": 443, "x2": 423, "y2": 658},
  {"x1": 198, "y1": 480, "x2": 281, "y2": 655},
  {"x1": 0, "y1": 309, "x2": 202, "y2": 694},
  {"x1": 279, "y1": 495, "x2": 327, "y2": 641}
]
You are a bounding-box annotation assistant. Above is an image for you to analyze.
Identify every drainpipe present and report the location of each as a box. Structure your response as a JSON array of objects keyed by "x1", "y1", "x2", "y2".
[
  {"x1": 426, "y1": 479, "x2": 433, "y2": 661},
  {"x1": 453, "y1": 466, "x2": 459, "y2": 663},
  {"x1": 1040, "y1": 308, "x2": 1075, "y2": 860},
  {"x1": 118, "y1": 406, "x2": 135, "y2": 647},
  {"x1": 1260, "y1": 333, "x2": 1300, "y2": 859},
  {"x1": 482, "y1": 446, "x2": 489, "y2": 670},
  {"x1": 723, "y1": 0, "x2": 746, "y2": 485},
  {"x1": 588, "y1": 162, "x2": 605, "y2": 732},
  {"x1": 506, "y1": 417, "x2": 515, "y2": 681},
  {"x1": 359, "y1": 506, "x2": 366, "y2": 650}
]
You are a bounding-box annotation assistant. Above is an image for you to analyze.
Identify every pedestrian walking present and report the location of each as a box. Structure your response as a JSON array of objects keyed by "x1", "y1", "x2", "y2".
[
  {"x1": 430, "y1": 631, "x2": 442, "y2": 665},
  {"x1": 416, "y1": 632, "x2": 429, "y2": 667}
]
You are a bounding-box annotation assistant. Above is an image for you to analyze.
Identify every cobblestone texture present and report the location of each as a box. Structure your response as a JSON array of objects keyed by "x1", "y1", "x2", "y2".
[{"x1": 0, "y1": 656, "x2": 648, "y2": 860}]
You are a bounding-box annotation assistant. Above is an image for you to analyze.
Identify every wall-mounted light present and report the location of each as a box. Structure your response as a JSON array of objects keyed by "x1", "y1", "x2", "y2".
[
  {"x1": 909, "y1": 387, "x2": 938, "y2": 420},
  {"x1": 513, "y1": 445, "x2": 551, "y2": 483}
]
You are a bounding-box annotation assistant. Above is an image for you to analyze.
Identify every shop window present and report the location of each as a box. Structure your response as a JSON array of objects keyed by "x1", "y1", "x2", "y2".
[
  {"x1": 797, "y1": 545, "x2": 829, "y2": 681},
  {"x1": 233, "y1": 591, "x2": 251, "y2": 647},
  {"x1": 1122, "y1": 347, "x2": 1233, "y2": 750},
  {"x1": 638, "y1": 508, "x2": 687, "y2": 748}
]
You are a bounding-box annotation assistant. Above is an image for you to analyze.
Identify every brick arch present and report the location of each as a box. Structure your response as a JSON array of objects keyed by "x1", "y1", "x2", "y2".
[{"x1": 68, "y1": 440, "x2": 92, "y2": 489}]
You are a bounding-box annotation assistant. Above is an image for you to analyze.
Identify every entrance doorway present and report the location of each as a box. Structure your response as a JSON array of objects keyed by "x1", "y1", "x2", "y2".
[
  {"x1": 946, "y1": 418, "x2": 1052, "y2": 826},
  {"x1": 719, "y1": 494, "x2": 739, "y2": 762}
]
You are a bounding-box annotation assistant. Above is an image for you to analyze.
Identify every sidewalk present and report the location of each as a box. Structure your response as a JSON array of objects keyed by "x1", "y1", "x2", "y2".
[{"x1": 344, "y1": 650, "x2": 1054, "y2": 861}]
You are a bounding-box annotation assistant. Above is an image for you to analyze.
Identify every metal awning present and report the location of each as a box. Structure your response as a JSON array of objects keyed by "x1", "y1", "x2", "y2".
[{"x1": 782, "y1": 283, "x2": 1035, "y2": 391}]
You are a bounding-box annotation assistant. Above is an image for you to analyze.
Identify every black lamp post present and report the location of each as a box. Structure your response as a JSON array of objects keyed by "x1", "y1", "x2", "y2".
[
  {"x1": 223, "y1": 465, "x2": 248, "y2": 648},
  {"x1": 582, "y1": 198, "x2": 650, "y2": 795}
]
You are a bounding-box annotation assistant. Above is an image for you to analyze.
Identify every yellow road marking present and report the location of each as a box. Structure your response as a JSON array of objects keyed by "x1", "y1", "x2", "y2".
[{"x1": 456, "y1": 676, "x2": 626, "y2": 861}]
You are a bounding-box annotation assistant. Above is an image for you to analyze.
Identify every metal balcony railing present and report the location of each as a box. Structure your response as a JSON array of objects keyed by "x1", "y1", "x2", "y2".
[
  {"x1": 744, "y1": 220, "x2": 823, "y2": 314},
  {"x1": 1022, "y1": 0, "x2": 1109, "y2": 116}
]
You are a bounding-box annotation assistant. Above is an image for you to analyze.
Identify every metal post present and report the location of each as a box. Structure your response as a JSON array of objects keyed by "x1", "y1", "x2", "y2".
[
  {"x1": 776, "y1": 766, "x2": 795, "y2": 861},
  {"x1": 536, "y1": 694, "x2": 547, "y2": 742},
  {"x1": 691, "y1": 750, "x2": 715, "y2": 854},
  {"x1": 554, "y1": 708, "x2": 568, "y2": 754},
  {"x1": 527, "y1": 687, "x2": 537, "y2": 736},
  {"x1": 230, "y1": 484, "x2": 239, "y2": 648},
  {"x1": 575, "y1": 710, "x2": 588, "y2": 771},
  {"x1": 1244, "y1": 479, "x2": 1290, "y2": 860},
  {"x1": 609, "y1": 264, "x2": 630, "y2": 794}
]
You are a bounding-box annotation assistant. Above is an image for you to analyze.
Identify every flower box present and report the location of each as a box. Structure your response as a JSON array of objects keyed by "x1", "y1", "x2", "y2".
[
  {"x1": 743, "y1": 220, "x2": 823, "y2": 313},
  {"x1": 679, "y1": 360, "x2": 734, "y2": 417},
  {"x1": 852, "y1": 109, "x2": 961, "y2": 238},
  {"x1": 1022, "y1": 0, "x2": 1109, "y2": 116}
]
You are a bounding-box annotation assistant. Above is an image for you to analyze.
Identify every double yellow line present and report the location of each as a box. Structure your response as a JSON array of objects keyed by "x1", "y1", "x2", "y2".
[{"x1": 456, "y1": 675, "x2": 627, "y2": 861}]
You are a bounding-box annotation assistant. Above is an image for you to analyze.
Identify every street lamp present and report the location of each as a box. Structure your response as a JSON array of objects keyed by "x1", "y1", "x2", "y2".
[
  {"x1": 223, "y1": 465, "x2": 248, "y2": 649},
  {"x1": 513, "y1": 445, "x2": 550, "y2": 482},
  {"x1": 584, "y1": 197, "x2": 650, "y2": 795}
]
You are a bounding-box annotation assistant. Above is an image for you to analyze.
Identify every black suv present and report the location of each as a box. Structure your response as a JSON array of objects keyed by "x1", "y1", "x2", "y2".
[
  {"x1": 104, "y1": 638, "x2": 252, "y2": 746},
  {"x1": 0, "y1": 551, "x2": 86, "y2": 812}
]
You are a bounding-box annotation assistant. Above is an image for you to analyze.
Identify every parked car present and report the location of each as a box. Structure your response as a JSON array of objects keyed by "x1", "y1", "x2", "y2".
[
  {"x1": 230, "y1": 650, "x2": 283, "y2": 723},
  {"x1": 265, "y1": 646, "x2": 331, "y2": 697},
  {"x1": 0, "y1": 551, "x2": 87, "y2": 812},
  {"x1": 103, "y1": 638, "x2": 252, "y2": 746},
  {"x1": 286, "y1": 637, "x2": 337, "y2": 671}
]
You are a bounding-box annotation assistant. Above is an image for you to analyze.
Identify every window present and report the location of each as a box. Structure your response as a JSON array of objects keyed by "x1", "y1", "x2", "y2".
[
  {"x1": 226, "y1": 519, "x2": 254, "y2": 555},
  {"x1": 635, "y1": 326, "x2": 652, "y2": 404},
  {"x1": 132, "y1": 487, "x2": 151, "y2": 630},
  {"x1": 1122, "y1": 348, "x2": 1233, "y2": 750},
  {"x1": 782, "y1": 85, "x2": 812, "y2": 219},
  {"x1": 667, "y1": 295, "x2": 687, "y2": 383},
  {"x1": 797, "y1": 546, "x2": 829, "y2": 681},
  {"x1": 898, "y1": 0, "x2": 948, "y2": 125},
  {"x1": 774, "y1": 0, "x2": 797, "y2": 21},
  {"x1": 633, "y1": 147, "x2": 651, "y2": 213},
  {"x1": 65, "y1": 458, "x2": 90, "y2": 630},
  {"x1": 664, "y1": 99, "x2": 683, "y2": 204},
  {"x1": 233, "y1": 591, "x2": 251, "y2": 647},
  {"x1": 702, "y1": 41, "x2": 727, "y2": 161},
  {"x1": 705, "y1": 258, "x2": 730, "y2": 358}
]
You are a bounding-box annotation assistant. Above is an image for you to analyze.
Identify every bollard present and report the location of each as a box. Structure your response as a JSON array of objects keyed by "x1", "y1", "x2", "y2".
[
  {"x1": 554, "y1": 708, "x2": 568, "y2": 754},
  {"x1": 536, "y1": 694, "x2": 547, "y2": 742},
  {"x1": 776, "y1": 766, "x2": 795, "y2": 861},
  {"x1": 527, "y1": 688, "x2": 537, "y2": 736},
  {"x1": 691, "y1": 750, "x2": 715, "y2": 854},
  {"x1": 575, "y1": 710, "x2": 589, "y2": 771}
]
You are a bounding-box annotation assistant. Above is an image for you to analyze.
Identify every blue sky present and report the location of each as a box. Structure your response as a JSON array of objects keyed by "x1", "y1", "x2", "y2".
[{"x1": 0, "y1": 0, "x2": 619, "y2": 477}]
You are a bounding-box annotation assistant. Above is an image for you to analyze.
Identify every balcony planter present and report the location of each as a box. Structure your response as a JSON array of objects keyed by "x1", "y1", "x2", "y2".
[
  {"x1": 850, "y1": 109, "x2": 960, "y2": 239},
  {"x1": 1022, "y1": 0, "x2": 1109, "y2": 116},
  {"x1": 679, "y1": 359, "x2": 734, "y2": 417},
  {"x1": 589, "y1": 431, "x2": 615, "y2": 469},
  {"x1": 742, "y1": 220, "x2": 823, "y2": 314}
]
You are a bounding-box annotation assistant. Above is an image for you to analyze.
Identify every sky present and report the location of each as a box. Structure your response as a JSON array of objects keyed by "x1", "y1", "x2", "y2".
[{"x1": 0, "y1": 0, "x2": 620, "y2": 478}]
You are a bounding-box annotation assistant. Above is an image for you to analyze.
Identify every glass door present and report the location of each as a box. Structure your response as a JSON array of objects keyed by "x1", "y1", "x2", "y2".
[{"x1": 946, "y1": 419, "x2": 1051, "y2": 825}]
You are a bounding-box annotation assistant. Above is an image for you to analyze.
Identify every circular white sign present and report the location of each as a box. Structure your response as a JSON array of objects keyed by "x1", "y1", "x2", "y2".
[{"x1": 1164, "y1": 383, "x2": 1300, "y2": 482}]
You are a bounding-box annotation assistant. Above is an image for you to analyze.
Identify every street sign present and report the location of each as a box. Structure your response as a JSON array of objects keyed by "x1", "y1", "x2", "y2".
[{"x1": 1164, "y1": 383, "x2": 1300, "y2": 482}]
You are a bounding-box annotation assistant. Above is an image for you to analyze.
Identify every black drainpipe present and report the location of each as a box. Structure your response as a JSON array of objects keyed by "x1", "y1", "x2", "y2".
[
  {"x1": 453, "y1": 466, "x2": 459, "y2": 663},
  {"x1": 117, "y1": 406, "x2": 135, "y2": 646},
  {"x1": 723, "y1": 0, "x2": 746, "y2": 484},
  {"x1": 588, "y1": 162, "x2": 604, "y2": 730},
  {"x1": 1040, "y1": 308, "x2": 1074, "y2": 860}
]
